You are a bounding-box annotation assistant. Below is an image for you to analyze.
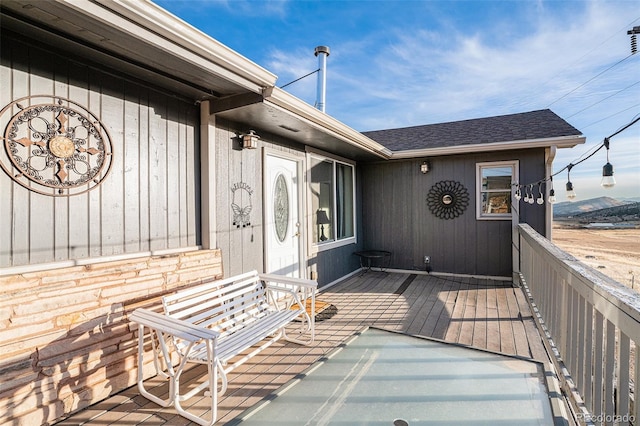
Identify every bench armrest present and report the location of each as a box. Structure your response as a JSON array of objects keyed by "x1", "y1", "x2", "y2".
[
  {"x1": 130, "y1": 308, "x2": 220, "y2": 342},
  {"x1": 259, "y1": 273, "x2": 318, "y2": 291}
]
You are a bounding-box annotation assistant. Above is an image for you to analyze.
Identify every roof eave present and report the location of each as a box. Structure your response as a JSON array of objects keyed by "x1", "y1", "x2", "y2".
[
  {"x1": 387, "y1": 135, "x2": 586, "y2": 159},
  {"x1": 263, "y1": 87, "x2": 392, "y2": 159},
  {"x1": 63, "y1": 0, "x2": 277, "y2": 93}
]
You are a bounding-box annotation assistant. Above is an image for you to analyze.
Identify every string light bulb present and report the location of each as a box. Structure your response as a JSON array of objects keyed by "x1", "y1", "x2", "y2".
[
  {"x1": 527, "y1": 184, "x2": 535, "y2": 204},
  {"x1": 548, "y1": 188, "x2": 556, "y2": 204},
  {"x1": 566, "y1": 164, "x2": 576, "y2": 200},
  {"x1": 536, "y1": 183, "x2": 544, "y2": 205},
  {"x1": 601, "y1": 138, "x2": 616, "y2": 188},
  {"x1": 548, "y1": 177, "x2": 556, "y2": 204},
  {"x1": 514, "y1": 116, "x2": 640, "y2": 205}
]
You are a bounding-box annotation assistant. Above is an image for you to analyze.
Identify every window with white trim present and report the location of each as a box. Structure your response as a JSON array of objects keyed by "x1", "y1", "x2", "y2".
[
  {"x1": 476, "y1": 161, "x2": 518, "y2": 220},
  {"x1": 309, "y1": 153, "x2": 355, "y2": 247}
]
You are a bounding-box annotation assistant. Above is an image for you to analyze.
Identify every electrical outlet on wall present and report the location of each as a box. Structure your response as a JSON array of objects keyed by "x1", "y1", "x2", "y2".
[{"x1": 424, "y1": 256, "x2": 430, "y2": 264}]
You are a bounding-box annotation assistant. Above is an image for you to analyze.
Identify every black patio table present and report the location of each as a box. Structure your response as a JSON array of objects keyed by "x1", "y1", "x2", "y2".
[{"x1": 353, "y1": 250, "x2": 391, "y2": 273}]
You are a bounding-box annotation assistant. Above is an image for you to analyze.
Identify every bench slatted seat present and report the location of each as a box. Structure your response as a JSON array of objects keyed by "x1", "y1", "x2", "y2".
[{"x1": 130, "y1": 270, "x2": 316, "y2": 426}]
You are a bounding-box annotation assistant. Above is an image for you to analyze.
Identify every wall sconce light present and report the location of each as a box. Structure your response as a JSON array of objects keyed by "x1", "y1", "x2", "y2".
[
  {"x1": 242, "y1": 130, "x2": 260, "y2": 149},
  {"x1": 420, "y1": 160, "x2": 430, "y2": 174},
  {"x1": 316, "y1": 209, "x2": 330, "y2": 241}
]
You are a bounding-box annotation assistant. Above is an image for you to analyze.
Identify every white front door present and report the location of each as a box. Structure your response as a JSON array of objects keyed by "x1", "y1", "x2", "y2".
[{"x1": 264, "y1": 152, "x2": 303, "y2": 277}]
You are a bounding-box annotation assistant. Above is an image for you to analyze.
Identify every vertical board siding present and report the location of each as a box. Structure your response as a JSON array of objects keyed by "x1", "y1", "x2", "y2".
[
  {"x1": 0, "y1": 33, "x2": 200, "y2": 268},
  {"x1": 124, "y1": 83, "x2": 142, "y2": 253},
  {"x1": 361, "y1": 150, "x2": 546, "y2": 277},
  {"x1": 215, "y1": 120, "x2": 287, "y2": 278},
  {"x1": 213, "y1": 120, "x2": 362, "y2": 285}
]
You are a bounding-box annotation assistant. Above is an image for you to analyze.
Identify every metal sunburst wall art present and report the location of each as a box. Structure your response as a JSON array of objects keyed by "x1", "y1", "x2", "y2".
[
  {"x1": 0, "y1": 96, "x2": 113, "y2": 196},
  {"x1": 426, "y1": 180, "x2": 470, "y2": 220}
]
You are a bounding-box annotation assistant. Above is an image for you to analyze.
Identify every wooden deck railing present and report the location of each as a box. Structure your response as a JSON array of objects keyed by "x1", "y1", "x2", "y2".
[{"x1": 518, "y1": 224, "x2": 639, "y2": 426}]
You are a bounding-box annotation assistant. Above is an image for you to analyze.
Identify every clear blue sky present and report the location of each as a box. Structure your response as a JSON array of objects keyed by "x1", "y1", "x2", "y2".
[{"x1": 157, "y1": 0, "x2": 639, "y2": 202}]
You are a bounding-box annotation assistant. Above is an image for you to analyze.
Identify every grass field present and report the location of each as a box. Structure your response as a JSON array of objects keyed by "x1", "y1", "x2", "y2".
[{"x1": 551, "y1": 226, "x2": 640, "y2": 291}]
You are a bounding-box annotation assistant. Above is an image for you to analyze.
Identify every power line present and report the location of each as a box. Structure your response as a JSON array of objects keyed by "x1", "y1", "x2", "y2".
[
  {"x1": 536, "y1": 16, "x2": 640, "y2": 95},
  {"x1": 579, "y1": 102, "x2": 640, "y2": 130},
  {"x1": 566, "y1": 80, "x2": 640, "y2": 119},
  {"x1": 545, "y1": 53, "x2": 634, "y2": 108}
]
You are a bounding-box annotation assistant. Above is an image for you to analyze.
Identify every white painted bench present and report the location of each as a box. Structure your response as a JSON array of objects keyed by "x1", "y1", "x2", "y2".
[{"x1": 129, "y1": 270, "x2": 317, "y2": 425}]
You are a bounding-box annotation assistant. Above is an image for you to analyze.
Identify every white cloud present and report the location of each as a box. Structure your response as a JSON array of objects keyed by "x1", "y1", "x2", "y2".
[{"x1": 261, "y1": 1, "x2": 638, "y2": 200}]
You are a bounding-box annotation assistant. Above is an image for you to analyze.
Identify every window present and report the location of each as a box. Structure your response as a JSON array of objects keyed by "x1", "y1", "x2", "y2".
[
  {"x1": 309, "y1": 152, "x2": 355, "y2": 247},
  {"x1": 476, "y1": 161, "x2": 518, "y2": 220}
]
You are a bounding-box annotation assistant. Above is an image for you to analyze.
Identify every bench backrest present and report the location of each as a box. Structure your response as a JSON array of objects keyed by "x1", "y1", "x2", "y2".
[{"x1": 162, "y1": 270, "x2": 271, "y2": 339}]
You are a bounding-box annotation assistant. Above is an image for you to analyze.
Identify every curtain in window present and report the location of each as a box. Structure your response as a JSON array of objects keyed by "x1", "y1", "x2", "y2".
[
  {"x1": 336, "y1": 163, "x2": 354, "y2": 239},
  {"x1": 337, "y1": 165, "x2": 345, "y2": 238}
]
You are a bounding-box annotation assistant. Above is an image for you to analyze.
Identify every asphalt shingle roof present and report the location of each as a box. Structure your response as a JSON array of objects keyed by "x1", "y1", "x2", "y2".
[{"x1": 362, "y1": 109, "x2": 582, "y2": 152}]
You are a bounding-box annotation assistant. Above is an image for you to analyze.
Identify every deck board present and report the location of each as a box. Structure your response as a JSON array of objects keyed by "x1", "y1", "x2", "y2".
[{"x1": 58, "y1": 272, "x2": 549, "y2": 425}]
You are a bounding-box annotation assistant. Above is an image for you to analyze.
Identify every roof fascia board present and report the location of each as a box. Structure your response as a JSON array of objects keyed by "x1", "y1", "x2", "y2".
[
  {"x1": 388, "y1": 135, "x2": 586, "y2": 159},
  {"x1": 59, "y1": 0, "x2": 276, "y2": 93},
  {"x1": 263, "y1": 87, "x2": 392, "y2": 159}
]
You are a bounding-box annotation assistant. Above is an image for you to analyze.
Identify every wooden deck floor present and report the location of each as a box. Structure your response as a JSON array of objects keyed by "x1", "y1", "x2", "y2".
[{"x1": 57, "y1": 272, "x2": 549, "y2": 425}]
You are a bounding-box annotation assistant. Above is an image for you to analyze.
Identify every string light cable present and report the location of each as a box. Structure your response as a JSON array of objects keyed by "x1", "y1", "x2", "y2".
[{"x1": 512, "y1": 114, "x2": 640, "y2": 203}]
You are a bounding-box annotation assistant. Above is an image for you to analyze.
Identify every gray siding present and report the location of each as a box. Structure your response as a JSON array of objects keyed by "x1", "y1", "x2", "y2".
[
  {"x1": 214, "y1": 119, "x2": 306, "y2": 277},
  {"x1": 361, "y1": 149, "x2": 546, "y2": 277},
  {"x1": 313, "y1": 169, "x2": 364, "y2": 285},
  {"x1": 214, "y1": 119, "x2": 363, "y2": 285},
  {"x1": 0, "y1": 32, "x2": 200, "y2": 268},
  {"x1": 214, "y1": 120, "x2": 264, "y2": 276}
]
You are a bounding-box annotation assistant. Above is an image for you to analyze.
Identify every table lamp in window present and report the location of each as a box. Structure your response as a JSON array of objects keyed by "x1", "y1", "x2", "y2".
[{"x1": 316, "y1": 209, "x2": 330, "y2": 241}]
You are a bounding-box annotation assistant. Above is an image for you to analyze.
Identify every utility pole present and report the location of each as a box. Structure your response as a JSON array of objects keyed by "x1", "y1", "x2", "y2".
[{"x1": 628, "y1": 26, "x2": 639, "y2": 54}]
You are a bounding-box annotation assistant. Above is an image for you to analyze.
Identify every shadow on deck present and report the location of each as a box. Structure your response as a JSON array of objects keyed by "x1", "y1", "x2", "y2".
[{"x1": 57, "y1": 272, "x2": 549, "y2": 425}]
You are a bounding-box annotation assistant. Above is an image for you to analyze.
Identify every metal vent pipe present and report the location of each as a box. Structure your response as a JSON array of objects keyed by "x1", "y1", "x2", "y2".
[{"x1": 314, "y1": 46, "x2": 330, "y2": 112}]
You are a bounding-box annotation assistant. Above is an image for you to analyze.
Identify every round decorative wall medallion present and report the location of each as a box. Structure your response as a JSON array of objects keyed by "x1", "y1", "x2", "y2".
[
  {"x1": 426, "y1": 180, "x2": 470, "y2": 220},
  {"x1": 0, "y1": 96, "x2": 113, "y2": 196},
  {"x1": 273, "y1": 173, "x2": 289, "y2": 242}
]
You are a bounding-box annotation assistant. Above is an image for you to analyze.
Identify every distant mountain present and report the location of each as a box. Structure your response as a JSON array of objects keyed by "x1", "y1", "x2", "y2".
[
  {"x1": 553, "y1": 196, "x2": 630, "y2": 217},
  {"x1": 620, "y1": 197, "x2": 640, "y2": 203},
  {"x1": 574, "y1": 202, "x2": 640, "y2": 221}
]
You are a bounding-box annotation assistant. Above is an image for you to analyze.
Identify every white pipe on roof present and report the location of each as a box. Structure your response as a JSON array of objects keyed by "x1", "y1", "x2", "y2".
[{"x1": 314, "y1": 46, "x2": 330, "y2": 113}]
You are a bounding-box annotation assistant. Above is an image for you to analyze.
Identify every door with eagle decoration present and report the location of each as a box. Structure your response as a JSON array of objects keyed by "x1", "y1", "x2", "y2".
[{"x1": 264, "y1": 151, "x2": 303, "y2": 278}]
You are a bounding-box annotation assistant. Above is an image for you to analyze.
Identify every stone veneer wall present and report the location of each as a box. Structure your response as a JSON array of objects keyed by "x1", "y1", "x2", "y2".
[{"x1": 0, "y1": 249, "x2": 223, "y2": 426}]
